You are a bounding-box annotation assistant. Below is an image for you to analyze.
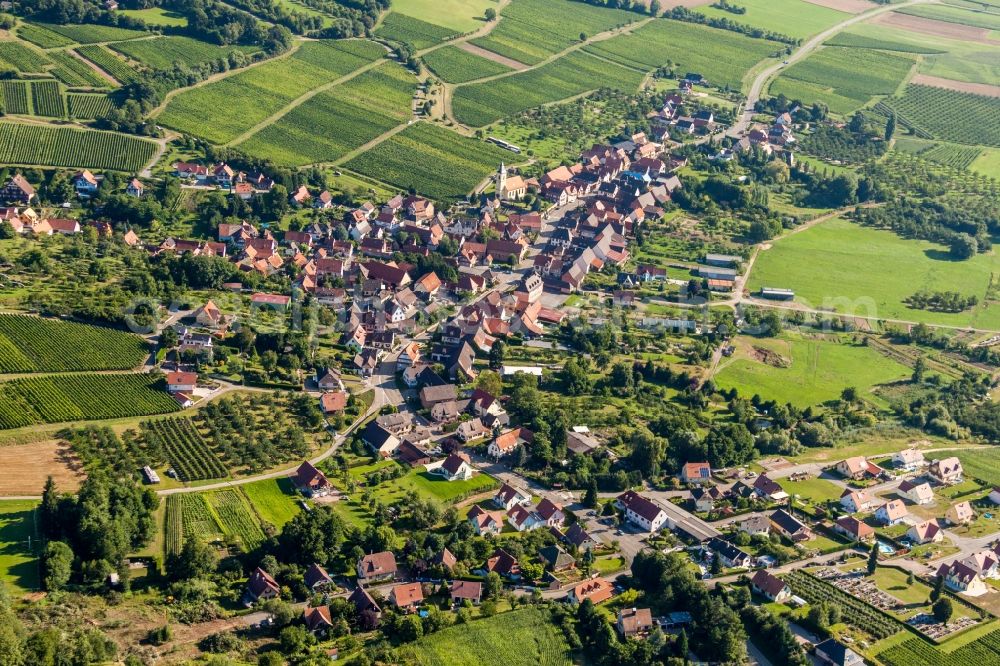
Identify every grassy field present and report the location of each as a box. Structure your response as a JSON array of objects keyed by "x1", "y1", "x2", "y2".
[
  {"x1": 40, "y1": 23, "x2": 148, "y2": 44},
  {"x1": 970, "y1": 147, "x2": 1000, "y2": 178},
  {"x1": 936, "y1": 448, "x2": 1000, "y2": 487},
  {"x1": 118, "y1": 7, "x2": 189, "y2": 26},
  {"x1": 390, "y1": 0, "x2": 498, "y2": 32},
  {"x1": 714, "y1": 331, "x2": 911, "y2": 407},
  {"x1": 769, "y1": 46, "x2": 915, "y2": 115},
  {"x1": 584, "y1": 18, "x2": 781, "y2": 91},
  {"x1": 779, "y1": 476, "x2": 844, "y2": 502},
  {"x1": 392, "y1": 469, "x2": 498, "y2": 502},
  {"x1": 747, "y1": 217, "x2": 1000, "y2": 329},
  {"x1": 242, "y1": 477, "x2": 301, "y2": 528},
  {"x1": 423, "y1": 45, "x2": 512, "y2": 83},
  {"x1": 695, "y1": 0, "x2": 849, "y2": 40},
  {"x1": 897, "y1": 4, "x2": 1000, "y2": 30},
  {"x1": 0, "y1": 500, "x2": 39, "y2": 595},
  {"x1": 397, "y1": 608, "x2": 573, "y2": 665}
]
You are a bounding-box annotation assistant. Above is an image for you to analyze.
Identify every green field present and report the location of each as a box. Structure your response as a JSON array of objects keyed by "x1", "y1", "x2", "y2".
[
  {"x1": 110, "y1": 36, "x2": 258, "y2": 71},
  {"x1": 769, "y1": 46, "x2": 915, "y2": 115},
  {"x1": 453, "y1": 50, "x2": 645, "y2": 126},
  {"x1": 375, "y1": 12, "x2": 460, "y2": 49},
  {"x1": 391, "y1": 0, "x2": 498, "y2": 32},
  {"x1": 877, "y1": 629, "x2": 1000, "y2": 666},
  {"x1": 237, "y1": 61, "x2": 415, "y2": 166},
  {"x1": 48, "y1": 50, "x2": 112, "y2": 88},
  {"x1": 41, "y1": 23, "x2": 149, "y2": 44},
  {"x1": 397, "y1": 608, "x2": 572, "y2": 665},
  {"x1": 971, "y1": 147, "x2": 1000, "y2": 178},
  {"x1": 714, "y1": 332, "x2": 911, "y2": 407},
  {"x1": 0, "y1": 122, "x2": 156, "y2": 171},
  {"x1": 893, "y1": 138, "x2": 983, "y2": 170},
  {"x1": 0, "y1": 41, "x2": 52, "y2": 73},
  {"x1": 77, "y1": 44, "x2": 142, "y2": 84},
  {"x1": 0, "y1": 500, "x2": 39, "y2": 595},
  {"x1": 883, "y1": 84, "x2": 1000, "y2": 148},
  {"x1": 393, "y1": 469, "x2": 498, "y2": 502},
  {"x1": 242, "y1": 478, "x2": 301, "y2": 528},
  {"x1": 695, "y1": 0, "x2": 849, "y2": 40},
  {"x1": 158, "y1": 40, "x2": 386, "y2": 144},
  {"x1": 18, "y1": 23, "x2": 76, "y2": 48},
  {"x1": 748, "y1": 217, "x2": 1000, "y2": 329},
  {"x1": 778, "y1": 476, "x2": 844, "y2": 502},
  {"x1": 470, "y1": 0, "x2": 637, "y2": 65},
  {"x1": 118, "y1": 7, "x2": 189, "y2": 26},
  {"x1": 67, "y1": 92, "x2": 116, "y2": 119},
  {"x1": 897, "y1": 4, "x2": 1000, "y2": 30},
  {"x1": 584, "y1": 18, "x2": 781, "y2": 91},
  {"x1": 936, "y1": 448, "x2": 1000, "y2": 487},
  {"x1": 345, "y1": 121, "x2": 511, "y2": 200},
  {"x1": 423, "y1": 45, "x2": 512, "y2": 83},
  {"x1": 0, "y1": 314, "x2": 148, "y2": 374},
  {"x1": 825, "y1": 32, "x2": 946, "y2": 54}
]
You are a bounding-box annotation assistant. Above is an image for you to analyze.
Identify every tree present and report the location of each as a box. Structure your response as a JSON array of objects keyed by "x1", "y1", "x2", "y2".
[
  {"x1": 849, "y1": 112, "x2": 865, "y2": 133},
  {"x1": 867, "y1": 541, "x2": 878, "y2": 575},
  {"x1": 930, "y1": 574, "x2": 944, "y2": 603},
  {"x1": 885, "y1": 113, "x2": 896, "y2": 142},
  {"x1": 912, "y1": 357, "x2": 926, "y2": 383},
  {"x1": 583, "y1": 478, "x2": 599, "y2": 509},
  {"x1": 40, "y1": 475, "x2": 61, "y2": 539},
  {"x1": 676, "y1": 627, "x2": 689, "y2": 663},
  {"x1": 484, "y1": 571, "x2": 503, "y2": 599},
  {"x1": 560, "y1": 358, "x2": 591, "y2": 396},
  {"x1": 650, "y1": 0, "x2": 661, "y2": 14},
  {"x1": 475, "y1": 370, "x2": 502, "y2": 398},
  {"x1": 166, "y1": 537, "x2": 216, "y2": 581},
  {"x1": 43, "y1": 540, "x2": 74, "y2": 592},
  {"x1": 489, "y1": 340, "x2": 506, "y2": 369},
  {"x1": 950, "y1": 233, "x2": 978, "y2": 260},
  {"x1": 840, "y1": 386, "x2": 858, "y2": 404},
  {"x1": 933, "y1": 597, "x2": 953, "y2": 625},
  {"x1": 485, "y1": 7, "x2": 497, "y2": 20}
]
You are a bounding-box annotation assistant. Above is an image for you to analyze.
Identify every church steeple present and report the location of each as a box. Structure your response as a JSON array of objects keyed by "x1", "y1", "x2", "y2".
[{"x1": 497, "y1": 162, "x2": 507, "y2": 194}]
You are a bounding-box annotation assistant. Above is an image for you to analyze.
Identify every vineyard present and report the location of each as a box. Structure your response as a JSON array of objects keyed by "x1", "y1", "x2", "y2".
[
  {"x1": 877, "y1": 630, "x2": 1000, "y2": 666},
  {"x1": 141, "y1": 418, "x2": 228, "y2": 481},
  {"x1": 210, "y1": 490, "x2": 266, "y2": 550},
  {"x1": 49, "y1": 51, "x2": 112, "y2": 88},
  {"x1": 422, "y1": 46, "x2": 512, "y2": 84},
  {"x1": 470, "y1": 0, "x2": 637, "y2": 65},
  {"x1": 180, "y1": 494, "x2": 224, "y2": 543},
  {"x1": 0, "y1": 374, "x2": 179, "y2": 430},
  {"x1": 1, "y1": 81, "x2": 30, "y2": 115},
  {"x1": 584, "y1": 19, "x2": 780, "y2": 92},
  {"x1": 913, "y1": 142, "x2": 982, "y2": 170},
  {"x1": 157, "y1": 39, "x2": 386, "y2": 144},
  {"x1": 18, "y1": 23, "x2": 76, "y2": 49},
  {"x1": 173, "y1": 489, "x2": 268, "y2": 552},
  {"x1": 883, "y1": 85, "x2": 1000, "y2": 148},
  {"x1": 0, "y1": 314, "x2": 148, "y2": 373},
  {"x1": 67, "y1": 93, "x2": 116, "y2": 119},
  {"x1": 109, "y1": 35, "x2": 259, "y2": 71},
  {"x1": 784, "y1": 570, "x2": 903, "y2": 639},
  {"x1": 31, "y1": 80, "x2": 65, "y2": 118},
  {"x1": 0, "y1": 41, "x2": 52, "y2": 73},
  {"x1": 238, "y1": 61, "x2": 415, "y2": 166},
  {"x1": 77, "y1": 45, "x2": 142, "y2": 84},
  {"x1": 453, "y1": 50, "x2": 645, "y2": 127},
  {"x1": 345, "y1": 121, "x2": 513, "y2": 200},
  {"x1": 0, "y1": 122, "x2": 157, "y2": 171},
  {"x1": 375, "y1": 12, "x2": 459, "y2": 49},
  {"x1": 40, "y1": 23, "x2": 149, "y2": 44},
  {"x1": 165, "y1": 495, "x2": 183, "y2": 556}
]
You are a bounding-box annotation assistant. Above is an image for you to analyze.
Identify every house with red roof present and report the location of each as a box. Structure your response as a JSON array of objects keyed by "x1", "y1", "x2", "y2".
[{"x1": 243, "y1": 567, "x2": 280, "y2": 605}]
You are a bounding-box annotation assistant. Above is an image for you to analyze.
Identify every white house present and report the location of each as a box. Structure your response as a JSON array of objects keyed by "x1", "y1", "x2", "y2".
[
  {"x1": 907, "y1": 520, "x2": 942, "y2": 544},
  {"x1": 840, "y1": 489, "x2": 878, "y2": 514},
  {"x1": 430, "y1": 453, "x2": 474, "y2": 481},
  {"x1": 494, "y1": 483, "x2": 531, "y2": 511},
  {"x1": 928, "y1": 457, "x2": 963, "y2": 485},
  {"x1": 946, "y1": 501, "x2": 975, "y2": 526},
  {"x1": 898, "y1": 480, "x2": 934, "y2": 505},
  {"x1": 623, "y1": 494, "x2": 667, "y2": 533},
  {"x1": 874, "y1": 500, "x2": 908, "y2": 527},
  {"x1": 165, "y1": 371, "x2": 197, "y2": 393},
  {"x1": 892, "y1": 448, "x2": 925, "y2": 471}
]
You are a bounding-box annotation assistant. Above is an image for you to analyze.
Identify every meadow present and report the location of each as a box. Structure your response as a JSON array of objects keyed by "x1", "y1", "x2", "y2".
[
  {"x1": 897, "y1": 4, "x2": 1000, "y2": 30},
  {"x1": 118, "y1": 7, "x2": 189, "y2": 27},
  {"x1": 375, "y1": 12, "x2": 460, "y2": 49},
  {"x1": 470, "y1": 0, "x2": 637, "y2": 65},
  {"x1": 345, "y1": 121, "x2": 512, "y2": 200},
  {"x1": 158, "y1": 40, "x2": 386, "y2": 144},
  {"x1": 824, "y1": 32, "x2": 946, "y2": 54},
  {"x1": 747, "y1": 217, "x2": 1000, "y2": 329},
  {"x1": 452, "y1": 51, "x2": 645, "y2": 127},
  {"x1": 397, "y1": 608, "x2": 573, "y2": 665},
  {"x1": 0, "y1": 314, "x2": 148, "y2": 374},
  {"x1": 883, "y1": 84, "x2": 1000, "y2": 148},
  {"x1": 584, "y1": 19, "x2": 780, "y2": 91},
  {"x1": 0, "y1": 500, "x2": 39, "y2": 595},
  {"x1": 0, "y1": 373, "x2": 179, "y2": 430},
  {"x1": 423, "y1": 45, "x2": 512, "y2": 83},
  {"x1": 936, "y1": 448, "x2": 1000, "y2": 488},
  {"x1": 110, "y1": 36, "x2": 258, "y2": 71},
  {"x1": 970, "y1": 148, "x2": 1000, "y2": 178},
  {"x1": 390, "y1": 0, "x2": 498, "y2": 32},
  {"x1": 242, "y1": 478, "x2": 300, "y2": 528},
  {"x1": 237, "y1": 61, "x2": 415, "y2": 166},
  {"x1": 713, "y1": 332, "x2": 910, "y2": 407},
  {"x1": 769, "y1": 46, "x2": 915, "y2": 115},
  {"x1": 0, "y1": 122, "x2": 157, "y2": 171},
  {"x1": 694, "y1": 0, "x2": 849, "y2": 40}
]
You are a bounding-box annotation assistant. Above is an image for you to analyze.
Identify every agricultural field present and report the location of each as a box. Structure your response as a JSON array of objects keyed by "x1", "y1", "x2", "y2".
[
  {"x1": 452, "y1": 50, "x2": 645, "y2": 127},
  {"x1": 0, "y1": 440, "x2": 86, "y2": 496},
  {"x1": 1, "y1": 81, "x2": 29, "y2": 114},
  {"x1": 769, "y1": 46, "x2": 915, "y2": 115},
  {"x1": 374, "y1": 12, "x2": 460, "y2": 49},
  {"x1": 713, "y1": 332, "x2": 910, "y2": 407},
  {"x1": 208, "y1": 489, "x2": 266, "y2": 550},
  {"x1": 894, "y1": 138, "x2": 982, "y2": 170},
  {"x1": 877, "y1": 630, "x2": 1000, "y2": 666},
  {"x1": 30, "y1": 80, "x2": 65, "y2": 117},
  {"x1": 584, "y1": 18, "x2": 781, "y2": 91},
  {"x1": 242, "y1": 478, "x2": 300, "y2": 528},
  {"x1": 344, "y1": 121, "x2": 513, "y2": 200},
  {"x1": 0, "y1": 373, "x2": 179, "y2": 430},
  {"x1": 695, "y1": 0, "x2": 850, "y2": 40},
  {"x1": 179, "y1": 493, "x2": 224, "y2": 544},
  {"x1": 936, "y1": 448, "x2": 1000, "y2": 488},
  {"x1": 397, "y1": 608, "x2": 573, "y2": 665},
  {"x1": 0, "y1": 500, "x2": 39, "y2": 595},
  {"x1": 17, "y1": 23, "x2": 76, "y2": 49},
  {"x1": 141, "y1": 417, "x2": 229, "y2": 482},
  {"x1": 470, "y1": 0, "x2": 638, "y2": 65},
  {"x1": 970, "y1": 147, "x2": 1000, "y2": 178},
  {"x1": 0, "y1": 41, "x2": 51, "y2": 73},
  {"x1": 237, "y1": 61, "x2": 415, "y2": 166},
  {"x1": 118, "y1": 7, "x2": 190, "y2": 27},
  {"x1": 173, "y1": 489, "x2": 268, "y2": 552},
  {"x1": 109, "y1": 35, "x2": 259, "y2": 71},
  {"x1": 0, "y1": 314, "x2": 148, "y2": 373},
  {"x1": 38, "y1": 23, "x2": 149, "y2": 44},
  {"x1": 747, "y1": 217, "x2": 1000, "y2": 329},
  {"x1": 825, "y1": 32, "x2": 946, "y2": 54},
  {"x1": 423, "y1": 45, "x2": 512, "y2": 83},
  {"x1": 0, "y1": 122, "x2": 156, "y2": 171},
  {"x1": 48, "y1": 50, "x2": 112, "y2": 88},
  {"x1": 391, "y1": 0, "x2": 498, "y2": 32},
  {"x1": 76, "y1": 45, "x2": 142, "y2": 84},
  {"x1": 165, "y1": 495, "x2": 183, "y2": 556},
  {"x1": 67, "y1": 92, "x2": 117, "y2": 119},
  {"x1": 883, "y1": 84, "x2": 1000, "y2": 148},
  {"x1": 896, "y1": 4, "x2": 1000, "y2": 31},
  {"x1": 157, "y1": 39, "x2": 386, "y2": 144},
  {"x1": 784, "y1": 570, "x2": 903, "y2": 640}
]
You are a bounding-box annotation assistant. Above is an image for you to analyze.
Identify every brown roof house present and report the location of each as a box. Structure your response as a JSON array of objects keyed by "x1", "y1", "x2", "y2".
[
  {"x1": 450, "y1": 580, "x2": 483, "y2": 605},
  {"x1": 293, "y1": 461, "x2": 331, "y2": 497},
  {"x1": 617, "y1": 608, "x2": 654, "y2": 638},
  {"x1": 243, "y1": 567, "x2": 280, "y2": 606},
  {"x1": 389, "y1": 582, "x2": 424, "y2": 612},
  {"x1": 357, "y1": 551, "x2": 397, "y2": 585},
  {"x1": 751, "y1": 570, "x2": 791, "y2": 602}
]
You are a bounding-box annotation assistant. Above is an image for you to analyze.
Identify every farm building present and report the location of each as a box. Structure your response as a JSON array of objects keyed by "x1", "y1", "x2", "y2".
[{"x1": 760, "y1": 287, "x2": 794, "y2": 300}]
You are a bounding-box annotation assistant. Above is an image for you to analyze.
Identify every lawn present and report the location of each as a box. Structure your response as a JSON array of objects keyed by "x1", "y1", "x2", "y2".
[
  {"x1": 0, "y1": 500, "x2": 39, "y2": 595},
  {"x1": 970, "y1": 147, "x2": 1000, "y2": 179},
  {"x1": 386, "y1": 468, "x2": 498, "y2": 503},
  {"x1": 897, "y1": 4, "x2": 1000, "y2": 31},
  {"x1": 118, "y1": 7, "x2": 189, "y2": 26},
  {"x1": 396, "y1": 607, "x2": 573, "y2": 665},
  {"x1": 779, "y1": 476, "x2": 844, "y2": 503},
  {"x1": 242, "y1": 477, "x2": 301, "y2": 528},
  {"x1": 713, "y1": 331, "x2": 911, "y2": 408},
  {"x1": 747, "y1": 217, "x2": 1000, "y2": 329},
  {"x1": 695, "y1": 0, "x2": 850, "y2": 40},
  {"x1": 593, "y1": 555, "x2": 626, "y2": 575},
  {"x1": 390, "y1": 0, "x2": 497, "y2": 33},
  {"x1": 872, "y1": 566, "x2": 935, "y2": 606}
]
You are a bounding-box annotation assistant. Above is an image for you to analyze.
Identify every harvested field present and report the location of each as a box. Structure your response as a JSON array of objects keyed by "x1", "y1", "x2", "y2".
[
  {"x1": 911, "y1": 73, "x2": 1000, "y2": 98},
  {"x1": 876, "y1": 12, "x2": 998, "y2": 44},
  {"x1": 803, "y1": 0, "x2": 873, "y2": 12},
  {"x1": 456, "y1": 42, "x2": 528, "y2": 71},
  {"x1": 0, "y1": 440, "x2": 86, "y2": 495}
]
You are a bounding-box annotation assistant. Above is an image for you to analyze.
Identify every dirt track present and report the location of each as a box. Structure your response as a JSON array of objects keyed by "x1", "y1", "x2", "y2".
[{"x1": 456, "y1": 41, "x2": 529, "y2": 70}]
